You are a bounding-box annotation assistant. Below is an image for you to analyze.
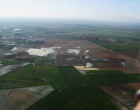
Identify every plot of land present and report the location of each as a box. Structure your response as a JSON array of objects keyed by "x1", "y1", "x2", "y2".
[
  {"x1": 86, "y1": 70, "x2": 140, "y2": 110},
  {"x1": 27, "y1": 66, "x2": 118, "y2": 110},
  {"x1": 0, "y1": 85, "x2": 54, "y2": 110},
  {"x1": 101, "y1": 82, "x2": 140, "y2": 101},
  {"x1": 1, "y1": 64, "x2": 140, "y2": 110},
  {"x1": 0, "y1": 63, "x2": 28, "y2": 76},
  {"x1": 99, "y1": 84, "x2": 138, "y2": 110},
  {"x1": 0, "y1": 64, "x2": 67, "y2": 90},
  {"x1": 12, "y1": 39, "x2": 140, "y2": 73}
]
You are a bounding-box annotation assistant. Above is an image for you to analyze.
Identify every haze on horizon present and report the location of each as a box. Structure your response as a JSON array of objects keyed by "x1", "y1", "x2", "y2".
[{"x1": 0, "y1": 0, "x2": 140, "y2": 23}]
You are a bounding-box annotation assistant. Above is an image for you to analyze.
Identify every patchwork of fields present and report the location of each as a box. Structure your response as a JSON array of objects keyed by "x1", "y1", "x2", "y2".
[
  {"x1": 12, "y1": 39, "x2": 140, "y2": 73},
  {"x1": 0, "y1": 20, "x2": 140, "y2": 110},
  {"x1": 0, "y1": 64, "x2": 67, "y2": 90},
  {"x1": 0, "y1": 64, "x2": 140, "y2": 110}
]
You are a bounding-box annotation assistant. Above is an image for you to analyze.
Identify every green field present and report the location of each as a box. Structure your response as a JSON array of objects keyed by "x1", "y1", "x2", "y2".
[
  {"x1": 27, "y1": 66, "x2": 118, "y2": 110},
  {"x1": 58, "y1": 66, "x2": 87, "y2": 88},
  {"x1": 1, "y1": 58, "x2": 20, "y2": 65},
  {"x1": 27, "y1": 85, "x2": 117, "y2": 110},
  {"x1": 86, "y1": 70, "x2": 140, "y2": 85},
  {"x1": 1, "y1": 65, "x2": 140, "y2": 110},
  {"x1": 0, "y1": 64, "x2": 68, "y2": 90},
  {"x1": 95, "y1": 43, "x2": 140, "y2": 51}
]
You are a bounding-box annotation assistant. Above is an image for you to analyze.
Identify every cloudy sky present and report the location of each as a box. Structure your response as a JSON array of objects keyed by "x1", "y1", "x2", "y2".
[{"x1": 0, "y1": 0, "x2": 140, "y2": 23}]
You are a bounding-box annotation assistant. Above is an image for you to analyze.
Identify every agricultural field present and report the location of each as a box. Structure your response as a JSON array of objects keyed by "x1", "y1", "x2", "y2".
[
  {"x1": 0, "y1": 20, "x2": 139, "y2": 110},
  {"x1": 27, "y1": 66, "x2": 119, "y2": 110},
  {"x1": 0, "y1": 86, "x2": 54, "y2": 110},
  {"x1": 94, "y1": 43, "x2": 140, "y2": 59},
  {"x1": 12, "y1": 39, "x2": 140, "y2": 73},
  {"x1": 0, "y1": 64, "x2": 67, "y2": 90},
  {"x1": 27, "y1": 67, "x2": 140, "y2": 110},
  {"x1": 0, "y1": 63, "x2": 140, "y2": 109},
  {"x1": 86, "y1": 70, "x2": 140, "y2": 109},
  {"x1": 0, "y1": 58, "x2": 19, "y2": 65},
  {"x1": 86, "y1": 70, "x2": 140, "y2": 85},
  {"x1": 0, "y1": 64, "x2": 120, "y2": 110}
]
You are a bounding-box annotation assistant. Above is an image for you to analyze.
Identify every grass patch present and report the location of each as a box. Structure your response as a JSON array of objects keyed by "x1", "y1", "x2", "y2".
[
  {"x1": 1, "y1": 58, "x2": 20, "y2": 65},
  {"x1": 86, "y1": 70, "x2": 140, "y2": 85}
]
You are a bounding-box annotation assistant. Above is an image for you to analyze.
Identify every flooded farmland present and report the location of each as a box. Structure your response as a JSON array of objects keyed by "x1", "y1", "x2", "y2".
[{"x1": 9, "y1": 39, "x2": 140, "y2": 73}]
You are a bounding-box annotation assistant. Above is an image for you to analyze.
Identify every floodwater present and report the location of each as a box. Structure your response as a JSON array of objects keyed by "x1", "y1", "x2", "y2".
[
  {"x1": 11, "y1": 47, "x2": 18, "y2": 51},
  {"x1": 67, "y1": 49, "x2": 80, "y2": 55},
  {"x1": 27, "y1": 47, "x2": 61, "y2": 56}
]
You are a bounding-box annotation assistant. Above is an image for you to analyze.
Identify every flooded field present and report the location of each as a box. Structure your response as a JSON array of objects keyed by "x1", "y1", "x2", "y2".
[
  {"x1": 67, "y1": 49, "x2": 80, "y2": 55},
  {"x1": 11, "y1": 39, "x2": 140, "y2": 73}
]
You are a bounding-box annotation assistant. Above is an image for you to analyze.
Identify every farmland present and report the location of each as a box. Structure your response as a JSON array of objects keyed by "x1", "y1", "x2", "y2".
[
  {"x1": 26, "y1": 67, "x2": 140, "y2": 110},
  {"x1": 0, "y1": 19, "x2": 139, "y2": 110},
  {"x1": 86, "y1": 70, "x2": 140, "y2": 109},
  {"x1": 0, "y1": 65, "x2": 121, "y2": 110},
  {"x1": 86, "y1": 70, "x2": 140, "y2": 85},
  {"x1": 27, "y1": 66, "x2": 118, "y2": 110},
  {"x1": 0, "y1": 58, "x2": 19, "y2": 65},
  {"x1": 0, "y1": 64, "x2": 68, "y2": 90},
  {"x1": 12, "y1": 39, "x2": 140, "y2": 73},
  {"x1": 0, "y1": 62, "x2": 140, "y2": 109}
]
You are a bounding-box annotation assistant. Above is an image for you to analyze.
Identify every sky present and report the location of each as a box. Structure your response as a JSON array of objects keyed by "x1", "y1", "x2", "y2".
[{"x1": 0, "y1": 0, "x2": 140, "y2": 23}]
